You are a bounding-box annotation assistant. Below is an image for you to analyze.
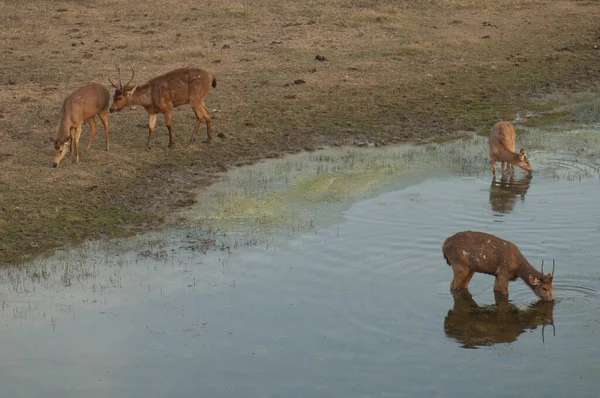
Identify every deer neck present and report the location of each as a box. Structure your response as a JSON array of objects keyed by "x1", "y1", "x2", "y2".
[
  {"x1": 57, "y1": 107, "x2": 71, "y2": 140},
  {"x1": 517, "y1": 257, "x2": 543, "y2": 289},
  {"x1": 495, "y1": 145, "x2": 521, "y2": 165},
  {"x1": 129, "y1": 84, "x2": 151, "y2": 108}
]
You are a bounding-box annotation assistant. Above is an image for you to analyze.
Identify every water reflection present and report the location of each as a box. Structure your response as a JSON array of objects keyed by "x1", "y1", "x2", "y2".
[
  {"x1": 444, "y1": 290, "x2": 555, "y2": 349},
  {"x1": 489, "y1": 171, "x2": 532, "y2": 214}
]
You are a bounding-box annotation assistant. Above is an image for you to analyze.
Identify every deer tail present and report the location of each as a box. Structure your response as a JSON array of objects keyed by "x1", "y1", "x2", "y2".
[
  {"x1": 212, "y1": 76, "x2": 217, "y2": 88},
  {"x1": 443, "y1": 253, "x2": 451, "y2": 266}
]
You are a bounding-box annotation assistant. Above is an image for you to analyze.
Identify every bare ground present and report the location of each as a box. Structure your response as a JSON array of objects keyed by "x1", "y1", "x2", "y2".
[{"x1": 1, "y1": 0, "x2": 600, "y2": 264}]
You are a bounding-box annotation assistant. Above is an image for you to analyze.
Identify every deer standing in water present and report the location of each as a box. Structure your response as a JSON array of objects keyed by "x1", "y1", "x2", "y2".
[
  {"x1": 52, "y1": 83, "x2": 110, "y2": 167},
  {"x1": 109, "y1": 65, "x2": 216, "y2": 151},
  {"x1": 442, "y1": 231, "x2": 555, "y2": 301},
  {"x1": 489, "y1": 121, "x2": 532, "y2": 176}
]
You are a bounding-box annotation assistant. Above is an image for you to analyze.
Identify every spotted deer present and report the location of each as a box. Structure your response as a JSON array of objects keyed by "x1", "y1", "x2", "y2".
[
  {"x1": 52, "y1": 83, "x2": 110, "y2": 167},
  {"x1": 108, "y1": 65, "x2": 216, "y2": 151},
  {"x1": 442, "y1": 231, "x2": 555, "y2": 302},
  {"x1": 489, "y1": 121, "x2": 532, "y2": 176}
]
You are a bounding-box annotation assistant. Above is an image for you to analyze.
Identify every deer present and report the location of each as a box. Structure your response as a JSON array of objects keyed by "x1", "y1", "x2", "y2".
[
  {"x1": 108, "y1": 65, "x2": 216, "y2": 151},
  {"x1": 52, "y1": 82, "x2": 110, "y2": 167},
  {"x1": 444, "y1": 289, "x2": 555, "y2": 349},
  {"x1": 442, "y1": 231, "x2": 555, "y2": 302},
  {"x1": 488, "y1": 121, "x2": 532, "y2": 176}
]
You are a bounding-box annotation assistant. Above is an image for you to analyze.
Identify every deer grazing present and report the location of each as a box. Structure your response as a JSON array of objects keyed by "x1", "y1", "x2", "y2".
[
  {"x1": 442, "y1": 231, "x2": 555, "y2": 302},
  {"x1": 108, "y1": 65, "x2": 216, "y2": 151},
  {"x1": 52, "y1": 83, "x2": 110, "y2": 167},
  {"x1": 489, "y1": 121, "x2": 532, "y2": 176}
]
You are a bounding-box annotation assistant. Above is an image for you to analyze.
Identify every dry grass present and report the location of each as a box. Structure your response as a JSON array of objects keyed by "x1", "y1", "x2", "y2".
[{"x1": 1, "y1": 0, "x2": 600, "y2": 264}]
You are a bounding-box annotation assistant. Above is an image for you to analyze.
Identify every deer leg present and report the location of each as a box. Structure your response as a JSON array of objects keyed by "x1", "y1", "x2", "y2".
[
  {"x1": 460, "y1": 270, "x2": 475, "y2": 289},
  {"x1": 202, "y1": 104, "x2": 213, "y2": 143},
  {"x1": 99, "y1": 111, "x2": 109, "y2": 151},
  {"x1": 146, "y1": 114, "x2": 158, "y2": 152},
  {"x1": 164, "y1": 111, "x2": 175, "y2": 148},
  {"x1": 73, "y1": 125, "x2": 83, "y2": 163},
  {"x1": 189, "y1": 111, "x2": 201, "y2": 145},
  {"x1": 86, "y1": 117, "x2": 98, "y2": 151},
  {"x1": 492, "y1": 161, "x2": 497, "y2": 176},
  {"x1": 451, "y1": 289, "x2": 478, "y2": 310},
  {"x1": 190, "y1": 105, "x2": 204, "y2": 145},
  {"x1": 190, "y1": 103, "x2": 213, "y2": 144},
  {"x1": 493, "y1": 274, "x2": 510, "y2": 296},
  {"x1": 450, "y1": 265, "x2": 472, "y2": 290},
  {"x1": 69, "y1": 127, "x2": 75, "y2": 157}
]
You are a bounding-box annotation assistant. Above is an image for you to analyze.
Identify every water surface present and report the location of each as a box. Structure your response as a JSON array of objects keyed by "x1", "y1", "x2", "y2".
[{"x1": 1, "y1": 126, "x2": 600, "y2": 397}]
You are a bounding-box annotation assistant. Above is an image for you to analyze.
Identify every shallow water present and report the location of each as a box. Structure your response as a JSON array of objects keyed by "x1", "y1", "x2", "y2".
[{"x1": 2, "y1": 126, "x2": 600, "y2": 397}]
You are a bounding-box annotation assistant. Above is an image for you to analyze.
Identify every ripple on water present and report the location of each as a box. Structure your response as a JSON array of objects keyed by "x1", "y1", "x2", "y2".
[{"x1": 4, "y1": 126, "x2": 600, "y2": 397}]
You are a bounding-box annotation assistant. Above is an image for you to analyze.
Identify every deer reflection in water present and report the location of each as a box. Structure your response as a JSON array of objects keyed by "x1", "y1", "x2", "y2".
[
  {"x1": 444, "y1": 290, "x2": 555, "y2": 349},
  {"x1": 489, "y1": 171, "x2": 533, "y2": 214}
]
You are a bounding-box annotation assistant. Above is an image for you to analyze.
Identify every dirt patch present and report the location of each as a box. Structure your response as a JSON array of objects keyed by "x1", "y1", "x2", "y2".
[{"x1": 1, "y1": 0, "x2": 600, "y2": 264}]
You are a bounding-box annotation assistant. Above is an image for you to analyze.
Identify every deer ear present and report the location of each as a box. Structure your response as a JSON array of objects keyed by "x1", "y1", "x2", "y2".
[
  {"x1": 529, "y1": 274, "x2": 540, "y2": 286},
  {"x1": 126, "y1": 85, "x2": 137, "y2": 95},
  {"x1": 55, "y1": 136, "x2": 71, "y2": 148},
  {"x1": 519, "y1": 148, "x2": 525, "y2": 155}
]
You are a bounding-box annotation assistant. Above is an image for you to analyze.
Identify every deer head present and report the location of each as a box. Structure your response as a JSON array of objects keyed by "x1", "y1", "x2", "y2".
[
  {"x1": 528, "y1": 260, "x2": 555, "y2": 302},
  {"x1": 516, "y1": 148, "x2": 533, "y2": 173},
  {"x1": 51, "y1": 136, "x2": 71, "y2": 168},
  {"x1": 109, "y1": 63, "x2": 136, "y2": 113}
]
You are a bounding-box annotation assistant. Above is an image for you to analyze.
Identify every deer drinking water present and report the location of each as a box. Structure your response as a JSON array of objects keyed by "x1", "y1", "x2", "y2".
[
  {"x1": 442, "y1": 231, "x2": 555, "y2": 301},
  {"x1": 52, "y1": 83, "x2": 110, "y2": 167},
  {"x1": 489, "y1": 121, "x2": 532, "y2": 176},
  {"x1": 108, "y1": 65, "x2": 216, "y2": 151}
]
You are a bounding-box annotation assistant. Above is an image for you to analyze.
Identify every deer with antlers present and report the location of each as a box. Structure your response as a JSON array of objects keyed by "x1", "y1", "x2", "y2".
[
  {"x1": 442, "y1": 231, "x2": 555, "y2": 302},
  {"x1": 52, "y1": 82, "x2": 110, "y2": 167},
  {"x1": 108, "y1": 65, "x2": 216, "y2": 151}
]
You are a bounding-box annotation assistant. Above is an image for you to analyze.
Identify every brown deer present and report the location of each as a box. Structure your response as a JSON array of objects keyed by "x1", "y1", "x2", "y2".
[
  {"x1": 489, "y1": 121, "x2": 532, "y2": 176},
  {"x1": 108, "y1": 65, "x2": 216, "y2": 151},
  {"x1": 442, "y1": 231, "x2": 555, "y2": 301},
  {"x1": 444, "y1": 290, "x2": 555, "y2": 349},
  {"x1": 52, "y1": 83, "x2": 110, "y2": 167}
]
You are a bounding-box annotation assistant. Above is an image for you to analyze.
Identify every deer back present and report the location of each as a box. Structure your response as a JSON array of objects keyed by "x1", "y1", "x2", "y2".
[
  {"x1": 147, "y1": 68, "x2": 214, "y2": 109},
  {"x1": 63, "y1": 83, "x2": 110, "y2": 123},
  {"x1": 489, "y1": 121, "x2": 516, "y2": 159},
  {"x1": 443, "y1": 231, "x2": 525, "y2": 277}
]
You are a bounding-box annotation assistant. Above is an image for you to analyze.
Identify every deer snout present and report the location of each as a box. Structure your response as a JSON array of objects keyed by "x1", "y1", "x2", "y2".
[
  {"x1": 52, "y1": 162, "x2": 58, "y2": 168},
  {"x1": 109, "y1": 106, "x2": 115, "y2": 113}
]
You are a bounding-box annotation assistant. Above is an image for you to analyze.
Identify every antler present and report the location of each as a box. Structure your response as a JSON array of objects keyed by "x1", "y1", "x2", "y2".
[
  {"x1": 108, "y1": 62, "x2": 122, "y2": 90},
  {"x1": 541, "y1": 260, "x2": 544, "y2": 275},
  {"x1": 541, "y1": 321, "x2": 556, "y2": 343},
  {"x1": 552, "y1": 259, "x2": 555, "y2": 277},
  {"x1": 123, "y1": 62, "x2": 135, "y2": 89}
]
